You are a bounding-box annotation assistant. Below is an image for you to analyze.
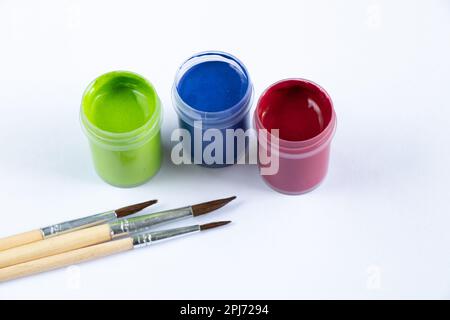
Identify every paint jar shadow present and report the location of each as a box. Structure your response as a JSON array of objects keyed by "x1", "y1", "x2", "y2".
[
  {"x1": 0, "y1": 111, "x2": 93, "y2": 184},
  {"x1": 325, "y1": 125, "x2": 426, "y2": 196}
]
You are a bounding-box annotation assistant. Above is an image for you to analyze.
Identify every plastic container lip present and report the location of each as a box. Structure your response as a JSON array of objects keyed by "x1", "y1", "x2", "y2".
[
  {"x1": 80, "y1": 71, "x2": 162, "y2": 151},
  {"x1": 254, "y1": 78, "x2": 336, "y2": 155},
  {"x1": 172, "y1": 51, "x2": 253, "y2": 128}
]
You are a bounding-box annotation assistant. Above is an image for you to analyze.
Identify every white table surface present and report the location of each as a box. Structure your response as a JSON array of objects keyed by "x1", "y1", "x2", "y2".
[{"x1": 0, "y1": 0, "x2": 449, "y2": 299}]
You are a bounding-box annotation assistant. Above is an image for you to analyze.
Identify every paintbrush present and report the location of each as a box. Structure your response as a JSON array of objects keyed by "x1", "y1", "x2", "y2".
[
  {"x1": 0, "y1": 199, "x2": 157, "y2": 252},
  {"x1": 0, "y1": 196, "x2": 236, "y2": 268},
  {"x1": 0, "y1": 221, "x2": 231, "y2": 282}
]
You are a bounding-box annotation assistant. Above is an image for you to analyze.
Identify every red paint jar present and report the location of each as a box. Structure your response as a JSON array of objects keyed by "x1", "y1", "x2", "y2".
[{"x1": 254, "y1": 79, "x2": 336, "y2": 194}]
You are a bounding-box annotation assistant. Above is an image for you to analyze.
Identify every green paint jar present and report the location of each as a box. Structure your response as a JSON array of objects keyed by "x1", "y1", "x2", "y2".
[{"x1": 80, "y1": 71, "x2": 162, "y2": 187}]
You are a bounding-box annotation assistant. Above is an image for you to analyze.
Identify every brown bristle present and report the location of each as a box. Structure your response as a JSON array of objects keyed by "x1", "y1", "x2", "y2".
[
  {"x1": 200, "y1": 221, "x2": 231, "y2": 231},
  {"x1": 191, "y1": 196, "x2": 236, "y2": 217},
  {"x1": 115, "y1": 199, "x2": 158, "y2": 217}
]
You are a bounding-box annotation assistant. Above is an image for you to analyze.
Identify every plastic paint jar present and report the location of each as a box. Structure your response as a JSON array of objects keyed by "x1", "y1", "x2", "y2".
[
  {"x1": 172, "y1": 51, "x2": 253, "y2": 167},
  {"x1": 254, "y1": 79, "x2": 336, "y2": 194},
  {"x1": 80, "y1": 71, "x2": 162, "y2": 187}
]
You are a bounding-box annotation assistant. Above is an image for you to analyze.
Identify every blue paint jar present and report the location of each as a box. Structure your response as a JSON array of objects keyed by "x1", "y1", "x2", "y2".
[{"x1": 172, "y1": 51, "x2": 253, "y2": 167}]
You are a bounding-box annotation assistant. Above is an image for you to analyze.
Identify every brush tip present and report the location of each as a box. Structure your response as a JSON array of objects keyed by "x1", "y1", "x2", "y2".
[
  {"x1": 200, "y1": 221, "x2": 231, "y2": 231},
  {"x1": 115, "y1": 199, "x2": 158, "y2": 217},
  {"x1": 191, "y1": 196, "x2": 237, "y2": 216}
]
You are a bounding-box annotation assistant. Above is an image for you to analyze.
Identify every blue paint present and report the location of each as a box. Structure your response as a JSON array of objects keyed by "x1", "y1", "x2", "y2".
[
  {"x1": 177, "y1": 61, "x2": 249, "y2": 112},
  {"x1": 172, "y1": 51, "x2": 253, "y2": 167},
  {"x1": 178, "y1": 115, "x2": 251, "y2": 168}
]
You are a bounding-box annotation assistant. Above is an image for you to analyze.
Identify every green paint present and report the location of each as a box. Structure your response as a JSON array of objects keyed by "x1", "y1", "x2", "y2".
[
  {"x1": 81, "y1": 71, "x2": 162, "y2": 187},
  {"x1": 88, "y1": 131, "x2": 162, "y2": 187}
]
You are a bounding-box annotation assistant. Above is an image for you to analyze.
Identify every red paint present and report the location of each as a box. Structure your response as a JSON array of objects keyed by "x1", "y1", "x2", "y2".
[
  {"x1": 258, "y1": 79, "x2": 332, "y2": 141},
  {"x1": 254, "y1": 79, "x2": 336, "y2": 194}
]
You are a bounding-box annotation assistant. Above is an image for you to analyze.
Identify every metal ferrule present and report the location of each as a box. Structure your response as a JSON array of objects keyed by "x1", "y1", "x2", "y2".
[
  {"x1": 40, "y1": 210, "x2": 117, "y2": 238},
  {"x1": 109, "y1": 206, "x2": 193, "y2": 238},
  {"x1": 132, "y1": 225, "x2": 200, "y2": 248}
]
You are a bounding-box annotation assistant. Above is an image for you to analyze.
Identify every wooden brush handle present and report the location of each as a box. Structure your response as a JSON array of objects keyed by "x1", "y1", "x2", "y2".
[
  {"x1": 0, "y1": 224, "x2": 112, "y2": 268},
  {"x1": 0, "y1": 229, "x2": 44, "y2": 252},
  {"x1": 0, "y1": 238, "x2": 134, "y2": 282}
]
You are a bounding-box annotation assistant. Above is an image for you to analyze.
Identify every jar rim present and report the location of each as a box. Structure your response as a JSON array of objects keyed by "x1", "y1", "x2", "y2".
[
  {"x1": 80, "y1": 71, "x2": 162, "y2": 150},
  {"x1": 172, "y1": 51, "x2": 253, "y2": 127}
]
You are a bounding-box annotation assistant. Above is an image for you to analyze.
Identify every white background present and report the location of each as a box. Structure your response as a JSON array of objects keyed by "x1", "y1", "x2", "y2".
[{"x1": 0, "y1": 0, "x2": 449, "y2": 299}]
